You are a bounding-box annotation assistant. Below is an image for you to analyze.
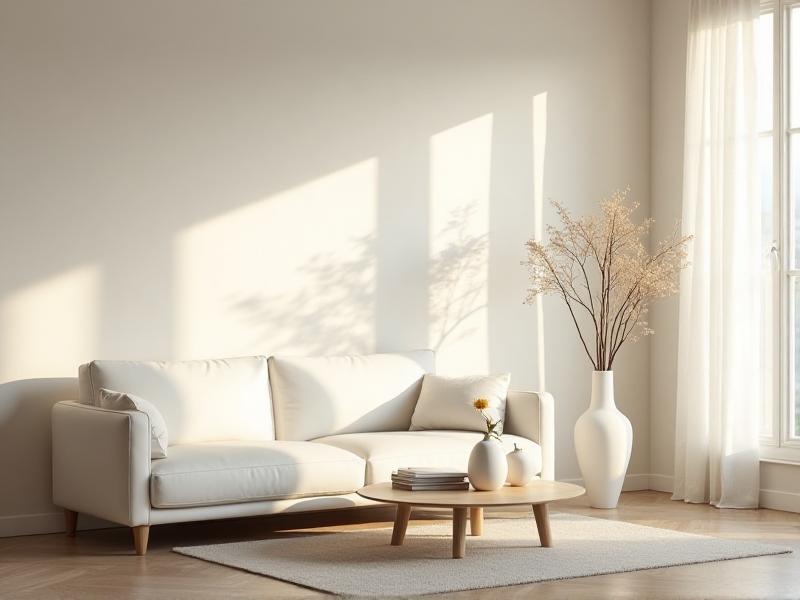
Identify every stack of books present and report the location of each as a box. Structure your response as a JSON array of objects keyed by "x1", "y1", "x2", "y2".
[{"x1": 391, "y1": 467, "x2": 470, "y2": 491}]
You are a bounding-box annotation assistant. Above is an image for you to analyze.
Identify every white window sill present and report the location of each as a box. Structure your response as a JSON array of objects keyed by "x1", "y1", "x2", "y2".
[
  {"x1": 759, "y1": 445, "x2": 800, "y2": 465},
  {"x1": 760, "y1": 456, "x2": 800, "y2": 466}
]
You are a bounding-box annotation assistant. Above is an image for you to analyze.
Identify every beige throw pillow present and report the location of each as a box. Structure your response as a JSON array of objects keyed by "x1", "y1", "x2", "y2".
[
  {"x1": 99, "y1": 388, "x2": 169, "y2": 459},
  {"x1": 410, "y1": 373, "x2": 511, "y2": 434}
]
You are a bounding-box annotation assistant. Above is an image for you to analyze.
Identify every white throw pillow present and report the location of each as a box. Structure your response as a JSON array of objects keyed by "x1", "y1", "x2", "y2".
[
  {"x1": 410, "y1": 373, "x2": 511, "y2": 434},
  {"x1": 99, "y1": 388, "x2": 169, "y2": 459}
]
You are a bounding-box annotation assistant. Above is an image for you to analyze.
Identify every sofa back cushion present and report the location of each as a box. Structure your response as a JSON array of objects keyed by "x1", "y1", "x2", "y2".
[
  {"x1": 78, "y1": 356, "x2": 273, "y2": 445},
  {"x1": 268, "y1": 350, "x2": 435, "y2": 440}
]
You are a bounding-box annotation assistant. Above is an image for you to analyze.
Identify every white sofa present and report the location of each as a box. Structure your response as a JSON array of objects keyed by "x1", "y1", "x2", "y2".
[{"x1": 51, "y1": 350, "x2": 554, "y2": 555}]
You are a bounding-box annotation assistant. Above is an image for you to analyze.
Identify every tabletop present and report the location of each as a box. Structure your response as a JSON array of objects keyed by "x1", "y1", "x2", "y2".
[{"x1": 357, "y1": 480, "x2": 585, "y2": 508}]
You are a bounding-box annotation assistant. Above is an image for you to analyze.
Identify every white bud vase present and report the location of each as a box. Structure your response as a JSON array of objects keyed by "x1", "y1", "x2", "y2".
[
  {"x1": 468, "y1": 437, "x2": 508, "y2": 491},
  {"x1": 574, "y1": 371, "x2": 633, "y2": 508},
  {"x1": 506, "y1": 444, "x2": 537, "y2": 486}
]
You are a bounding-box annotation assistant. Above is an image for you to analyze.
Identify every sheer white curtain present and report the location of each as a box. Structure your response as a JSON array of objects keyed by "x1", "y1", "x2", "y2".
[{"x1": 673, "y1": 0, "x2": 762, "y2": 508}]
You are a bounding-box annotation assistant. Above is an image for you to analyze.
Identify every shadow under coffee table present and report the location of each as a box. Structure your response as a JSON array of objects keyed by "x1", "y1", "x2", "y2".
[{"x1": 357, "y1": 480, "x2": 585, "y2": 558}]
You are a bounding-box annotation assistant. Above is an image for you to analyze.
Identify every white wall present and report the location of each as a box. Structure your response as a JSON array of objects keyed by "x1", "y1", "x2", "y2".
[
  {"x1": 0, "y1": 0, "x2": 652, "y2": 535},
  {"x1": 649, "y1": 0, "x2": 689, "y2": 492}
]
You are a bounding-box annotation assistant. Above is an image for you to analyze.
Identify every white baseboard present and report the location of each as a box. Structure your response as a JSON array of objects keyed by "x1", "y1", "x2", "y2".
[
  {"x1": 620, "y1": 473, "x2": 652, "y2": 491},
  {"x1": 759, "y1": 487, "x2": 800, "y2": 513},
  {"x1": 628, "y1": 474, "x2": 800, "y2": 514},
  {"x1": 648, "y1": 473, "x2": 674, "y2": 493},
  {"x1": 560, "y1": 472, "x2": 800, "y2": 514},
  {"x1": 0, "y1": 511, "x2": 116, "y2": 538},
  {"x1": 559, "y1": 473, "x2": 652, "y2": 492}
]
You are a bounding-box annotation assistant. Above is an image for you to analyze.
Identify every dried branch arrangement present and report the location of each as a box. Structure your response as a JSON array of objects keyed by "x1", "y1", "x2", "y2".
[{"x1": 523, "y1": 189, "x2": 691, "y2": 371}]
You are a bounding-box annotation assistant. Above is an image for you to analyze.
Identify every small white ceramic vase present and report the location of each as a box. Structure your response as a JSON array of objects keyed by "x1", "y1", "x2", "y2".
[
  {"x1": 468, "y1": 437, "x2": 508, "y2": 491},
  {"x1": 574, "y1": 371, "x2": 633, "y2": 509},
  {"x1": 506, "y1": 443, "x2": 537, "y2": 486}
]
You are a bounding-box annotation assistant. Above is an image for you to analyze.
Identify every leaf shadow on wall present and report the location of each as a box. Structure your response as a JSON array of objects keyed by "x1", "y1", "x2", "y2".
[
  {"x1": 227, "y1": 201, "x2": 488, "y2": 361},
  {"x1": 227, "y1": 233, "x2": 377, "y2": 356},
  {"x1": 429, "y1": 202, "x2": 488, "y2": 354}
]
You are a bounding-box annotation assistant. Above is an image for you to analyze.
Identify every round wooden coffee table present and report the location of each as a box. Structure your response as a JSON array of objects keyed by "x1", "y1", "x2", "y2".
[{"x1": 357, "y1": 480, "x2": 585, "y2": 558}]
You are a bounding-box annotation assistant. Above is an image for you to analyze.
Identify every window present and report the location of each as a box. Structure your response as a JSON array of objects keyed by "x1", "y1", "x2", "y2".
[{"x1": 759, "y1": 0, "x2": 800, "y2": 462}]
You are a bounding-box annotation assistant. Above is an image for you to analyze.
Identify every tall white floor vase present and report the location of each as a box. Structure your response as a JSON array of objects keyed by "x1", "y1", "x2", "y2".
[{"x1": 574, "y1": 371, "x2": 633, "y2": 509}]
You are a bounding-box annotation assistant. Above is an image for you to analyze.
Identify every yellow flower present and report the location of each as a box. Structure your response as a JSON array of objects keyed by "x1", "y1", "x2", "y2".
[{"x1": 473, "y1": 398, "x2": 489, "y2": 410}]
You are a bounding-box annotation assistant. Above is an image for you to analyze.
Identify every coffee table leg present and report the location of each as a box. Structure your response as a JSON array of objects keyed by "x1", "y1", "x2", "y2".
[
  {"x1": 469, "y1": 507, "x2": 483, "y2": 536},
  {"x1": 391, "y1": 504, "x2": 412, "y2": 546},
  {"x1": 532, "y1": 503, "x2": 552, "y2": 547},
  {"x1": 452, "y1": 507, "x2": 468, "y2": 558}
]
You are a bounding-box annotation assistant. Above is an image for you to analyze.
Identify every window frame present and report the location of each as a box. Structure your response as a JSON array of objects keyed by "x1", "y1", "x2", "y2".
[{"x1": 760, "y1": 0, "x2": 800, "y2": 463}]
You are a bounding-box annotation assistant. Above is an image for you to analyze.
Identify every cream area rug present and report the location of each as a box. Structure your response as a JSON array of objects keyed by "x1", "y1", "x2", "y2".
[{"x1": 173, "y1": 513, "x2": 790, "y2": 597}]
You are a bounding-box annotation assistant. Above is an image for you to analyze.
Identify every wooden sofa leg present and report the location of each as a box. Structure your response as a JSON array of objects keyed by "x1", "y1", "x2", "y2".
[
  {"x1": 64, "y1": 509, "x2": 78, "y2": 537},
  {"x1": 132, "y1": 525, "x2": 150, "y2": 556}
]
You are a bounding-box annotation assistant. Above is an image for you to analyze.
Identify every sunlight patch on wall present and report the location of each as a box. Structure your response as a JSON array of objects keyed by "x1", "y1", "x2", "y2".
[
  {"x1": 0, "y1": 265, "x2": 100, "y2": 382},
  {"x1": 533, "y1": 92, "x2": 548, "y2": 390},
  {"x1": 429, "y1": 114, "x2": 493, "y2": 375},
  {"x1": 175, "y1": 159, "x2": 378, "y2": 358}
]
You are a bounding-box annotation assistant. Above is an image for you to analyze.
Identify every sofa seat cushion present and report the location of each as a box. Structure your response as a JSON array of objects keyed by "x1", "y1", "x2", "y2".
[
  {"x1": 313, "y1": 431, "x2": 541, "y2": 484},
  {"x1": 150, "y1": 441, "x2": 365, "y2": 508}
]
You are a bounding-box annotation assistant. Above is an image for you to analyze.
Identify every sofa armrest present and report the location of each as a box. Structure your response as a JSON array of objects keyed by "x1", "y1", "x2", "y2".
[
  {"x1": 504, "y1": 390, "x2": 554, "y2": 480},
  {"x1": 52, "y1": 401, "x2": 151, "y2": 526}
]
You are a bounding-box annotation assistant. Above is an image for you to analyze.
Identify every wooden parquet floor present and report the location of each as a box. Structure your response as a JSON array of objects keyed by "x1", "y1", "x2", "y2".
[{"x1": 1, "y1": 491, "x2": 798, "y2": 599}]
